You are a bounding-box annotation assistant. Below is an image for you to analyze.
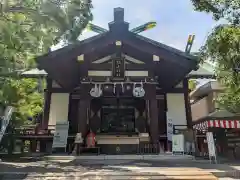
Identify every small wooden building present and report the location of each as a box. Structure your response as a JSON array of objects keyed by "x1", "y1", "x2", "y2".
[
  {"x1": 191, "y1": 80, "x2": 240, "y2": 158},
  {"x1": 35, "y1": 7, "x2": 200, "y2": 154}
]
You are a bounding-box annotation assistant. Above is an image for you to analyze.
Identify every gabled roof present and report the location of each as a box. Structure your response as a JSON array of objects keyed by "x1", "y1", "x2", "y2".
[
  {"x1": 36, "y1": 7, "x2": 199, "y2": 90},
  {"x1": 188, "y1": 61, "x2": 215, "y2": 78},
  {"x1": 21, "y1": 68, "x2": 47, "y2": 78},
  {"x1": 208, "y1": 109, "x2": 235, "y2": 118},
  {"x1": 190, "y1": 80, "x2": 224, "y2": 99}
]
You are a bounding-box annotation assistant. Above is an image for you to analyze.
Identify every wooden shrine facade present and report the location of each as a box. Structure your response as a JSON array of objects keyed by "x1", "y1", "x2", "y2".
[{"x1": 36, "y1": 7, "x2": 199, "y2": 154}]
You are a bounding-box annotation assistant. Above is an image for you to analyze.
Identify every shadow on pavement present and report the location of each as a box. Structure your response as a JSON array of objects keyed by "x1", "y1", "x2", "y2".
[{"x1": 0, "y1": 157, "x2": 240, "y2": 179}]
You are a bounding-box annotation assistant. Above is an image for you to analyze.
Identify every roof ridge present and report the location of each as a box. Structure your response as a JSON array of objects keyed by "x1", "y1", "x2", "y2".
[{"x1": 134, "y1": 33, "x2": 197, "y2": 60}]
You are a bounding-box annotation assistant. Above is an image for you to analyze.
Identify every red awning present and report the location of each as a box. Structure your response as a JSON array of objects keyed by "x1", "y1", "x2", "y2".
[{"x1": 193, "y1": 120, "x2": 240, "y2": 131}]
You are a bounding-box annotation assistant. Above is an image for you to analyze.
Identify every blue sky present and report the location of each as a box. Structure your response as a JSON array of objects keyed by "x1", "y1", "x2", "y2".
[{"x1": 79, "y1": 0, "x2": 217, "y2": 52}]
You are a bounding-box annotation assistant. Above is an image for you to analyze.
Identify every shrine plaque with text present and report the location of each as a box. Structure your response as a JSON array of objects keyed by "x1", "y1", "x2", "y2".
[{"x1": 112, "y1": 57, "x2": 125, "y2": 80}]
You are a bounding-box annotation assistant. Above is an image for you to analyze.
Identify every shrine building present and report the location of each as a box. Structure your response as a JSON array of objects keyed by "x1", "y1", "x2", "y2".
[{"x1": 34, "y1": 7, "x2": 203, "y2": 154}]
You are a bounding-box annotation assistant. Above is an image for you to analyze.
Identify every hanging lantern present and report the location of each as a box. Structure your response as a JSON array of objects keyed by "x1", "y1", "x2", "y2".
[
  {"x1": 103, "y1": 83, "x2": 115, "y2": 96},
  {"x1": 90, "y1": 84, "x2": 102, "y2": 97},
  {"x1": 133, "y1": 82, "x2": 145, "y2": 98}
]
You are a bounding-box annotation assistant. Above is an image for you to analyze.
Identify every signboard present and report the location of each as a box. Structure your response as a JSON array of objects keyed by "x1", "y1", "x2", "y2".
[
  {"x1": 166, "y1": 112, "x2": 173, "y2": 141},
  {"x1": 206, "y1": 132, "x2": 216, "y2": 157},
  {"x1": 0, "y1": 106, "x2": 14, "y2": 143},
  {"x1": 52, "y1": 121, "x2": 69, "y2": 149},
  {"x1": 112, "y1": 56, "x2": 125, "y2": 80},
  {"x1": 172, "y1": 134, "x2": 185, "y2": 153}
]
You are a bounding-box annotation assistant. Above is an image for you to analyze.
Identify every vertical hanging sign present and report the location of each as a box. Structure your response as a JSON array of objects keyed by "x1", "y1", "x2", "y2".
[
  {"x1": 112, "y1": 41, "x2": 125, "y2": 80},
  {"x1": 166, "y1": 112, "x2": 173, "y2": 142},
  {"x1": 112, "y1": 56, "x2": 125, "y2": 80}
]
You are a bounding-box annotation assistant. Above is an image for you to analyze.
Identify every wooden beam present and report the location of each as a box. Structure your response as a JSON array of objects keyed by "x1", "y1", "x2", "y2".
[
  {"x1": 87, "y1": 70, "x2": 149, "y2": 77},
  {"x1": 49, "y1": 87, "x2": 187, "y2": 94},
  {"x1": 156, "y1": 88, "x2": 187, "y2": 94},
  {"x1": 88, "y1": 63, "x2": 147, "y2": 71}
]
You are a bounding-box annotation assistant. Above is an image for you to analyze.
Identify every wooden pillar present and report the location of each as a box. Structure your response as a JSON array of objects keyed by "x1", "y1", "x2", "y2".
[
  {"x1": 78, "y1": 99, "x2": 89, "y2": 137},
  {"x1": 42, "y1": 77, "x2": 52, "y2": 129},
  {"x1": 183, "y1": 78, "x2": 200, "y2": 155},
  {"x1": 30, "y1": 140, "x2": 37, "y2": 153},
  {"x1": 157, "y1": 95, "x2": 167, "y2": 135},
  {"x1": 146, "y1": 84, "x2": 159, "y2": 144},
  {"x1": 68, "y1": 98, "x2": 79, "y2": 134},
  {"x1": 149, "y1": 99, "x2": 159, "y2": 143}
]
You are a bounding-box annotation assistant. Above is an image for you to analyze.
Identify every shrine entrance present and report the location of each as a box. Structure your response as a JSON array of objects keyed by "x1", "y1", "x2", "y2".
[
  {"x1": 100, "y1": 98, "x2": 136, "y2": 134},
  {"x1": 82, "y1": 97, "x2": 148, "y2": 154}
]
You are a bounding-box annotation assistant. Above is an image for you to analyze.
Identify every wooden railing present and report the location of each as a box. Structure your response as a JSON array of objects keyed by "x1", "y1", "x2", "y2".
[{"x1": 15, "y1": 124, "x2": 56, "y2": 135}]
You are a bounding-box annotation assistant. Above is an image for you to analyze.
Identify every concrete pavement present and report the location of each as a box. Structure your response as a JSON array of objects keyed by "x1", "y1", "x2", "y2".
[{"x1": 0, "y1": 158, "x2": 240, "y2": 179}]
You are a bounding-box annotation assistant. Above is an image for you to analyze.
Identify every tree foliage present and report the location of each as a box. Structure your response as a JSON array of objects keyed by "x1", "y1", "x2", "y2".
[
  {"x1": 191, "y1": 0, "x2": 240, "y2": 24},
  {"x1": 0, "y1": 0, "x2": 93, "y2": 125},
  {"x1": 191, "y1": 0, "x2": 240, "y2": 112},
  {"x1": 188, "y1": 79, "x2": 197, "y2": 91}
]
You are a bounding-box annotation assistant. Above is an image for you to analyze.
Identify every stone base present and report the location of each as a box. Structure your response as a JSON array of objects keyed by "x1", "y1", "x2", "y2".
[
  {"x1": 52, "y1": 147, "x2": 66, "y2": 154},
  {"x1": 44, "y1": 154, "x2": 194, "y2": 161},
  {"x1": 99, "y1": 144, "x2": 138, "y2": 154}
]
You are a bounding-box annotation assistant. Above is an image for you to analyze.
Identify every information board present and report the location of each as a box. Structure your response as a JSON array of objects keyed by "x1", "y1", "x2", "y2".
[
  {"x1": 172, "y1": 134, "x2": 185, "y2": 153},
  {"x1": 52, "y1": 121, "x2": 69, "y2": 148}
]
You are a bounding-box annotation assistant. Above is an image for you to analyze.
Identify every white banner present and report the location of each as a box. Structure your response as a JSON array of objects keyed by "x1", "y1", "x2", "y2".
[
  {"x1": 52, "y1": 121, "x2": 69, "y2": 148},
  {"x1": 74, "y1": 133, "x2": 83, "y2": 143},
  {"x1": 0, "y1": 106, "x2": 14, "y2": 143},
  {"x1": 206, "y1": 132, "x2": 216, "y2": 157},
  {"x1": 172, "y1": 134, "x2": 185, "y2": 152},
  {"x1": 166, "y1": 112, "x2": 173, "y2": 141}
]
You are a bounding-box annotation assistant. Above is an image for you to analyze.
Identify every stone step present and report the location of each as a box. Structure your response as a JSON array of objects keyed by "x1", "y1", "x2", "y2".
[{"x1": 44, "y1": 154, "x2": 194, "y2": 161}]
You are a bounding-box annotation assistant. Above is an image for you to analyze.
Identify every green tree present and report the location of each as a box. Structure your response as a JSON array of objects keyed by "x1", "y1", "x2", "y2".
[
  {"x1": 191, "y1": 0, "x2": 240, "y2": 112},
  {"x1": 0, "y1": 0, "x2": 93, "y2": 125},
  {"x1": 191, "y1": 0, "x2": 240, "y2": 24},
  {"x1": 189, "y1": 79, "x2": 197, "y2": 91}
]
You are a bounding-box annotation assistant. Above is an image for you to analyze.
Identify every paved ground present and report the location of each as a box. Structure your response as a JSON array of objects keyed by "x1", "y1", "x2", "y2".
[{"x1": 0, "y1": 158, "x2": 240, "y2": 179}]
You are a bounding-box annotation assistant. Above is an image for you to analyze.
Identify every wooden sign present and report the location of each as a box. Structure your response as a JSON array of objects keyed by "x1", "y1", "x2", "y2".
[{"x1": 112, "y1": 57, "x2": 125, "y2": 80}]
